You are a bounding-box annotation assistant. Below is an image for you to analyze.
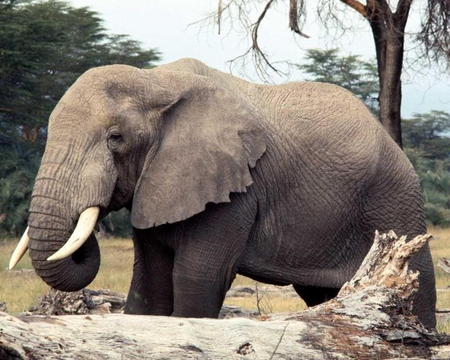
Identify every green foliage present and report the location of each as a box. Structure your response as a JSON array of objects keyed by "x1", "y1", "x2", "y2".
[
  {"x1": 0, "y1": 0, "x2": 161, "y2": 145},
  {"x1": 403, "y1": 111, "x2": 450, "y2": 226},
  {"x1": 422, "y1": 170, "x2": 450, "y2": 227},
  {"x1": 403, "y1": 111, "x2": 450, "y2": 160},
  {"x1": 100, "y1": 209, "x2": 132, "y2": 238},
  {"x1": 298, "y1": 48, "x2": 379, "y2": 114},
  {"x1": 0, "y1": 0, "x2": 161, "y2": 236},
  {"x1": 0, "y1": 143, "x2": 40, "y2": 236}
]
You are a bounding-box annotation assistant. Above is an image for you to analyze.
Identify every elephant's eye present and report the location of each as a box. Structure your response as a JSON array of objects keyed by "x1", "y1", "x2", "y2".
[{"x1": 107, "y1": 133, "x2": 123, "y2": 151}]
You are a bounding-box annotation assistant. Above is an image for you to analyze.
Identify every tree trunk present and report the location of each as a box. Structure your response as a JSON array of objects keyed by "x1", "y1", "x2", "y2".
[
  {"x1": 1, "y1": 231, "x2": 449, "y2": 359},
  {"x1": 377, "y1": 36, "x2": 404, "y2": 148},
  {"x1": 367, "y1": 0, "x2": 411, "y2": 149}
]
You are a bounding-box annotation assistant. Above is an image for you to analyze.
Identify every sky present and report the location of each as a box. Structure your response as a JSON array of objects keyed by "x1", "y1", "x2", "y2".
[{"x1": 69, "y1": 0, "x2": 449, "y2": 118}]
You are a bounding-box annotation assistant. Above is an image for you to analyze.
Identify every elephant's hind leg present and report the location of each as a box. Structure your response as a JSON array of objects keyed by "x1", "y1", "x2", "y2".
[{"x1": 293, "y1": 284, "x2": 340, "y2": 307}]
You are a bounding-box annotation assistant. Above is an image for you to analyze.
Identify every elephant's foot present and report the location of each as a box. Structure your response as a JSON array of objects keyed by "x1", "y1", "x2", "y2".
[{"x1": 124, "y1": 291, "x2": 173, "y2": 316}]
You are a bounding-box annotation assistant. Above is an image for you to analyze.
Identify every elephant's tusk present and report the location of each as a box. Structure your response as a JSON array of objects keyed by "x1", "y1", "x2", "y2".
[
  {"x1": 47, "y1": 207, "x2": 100, "y2": 261},
  {"x1": 9, "y1": 227, "x2": 30, "y2": 270}
]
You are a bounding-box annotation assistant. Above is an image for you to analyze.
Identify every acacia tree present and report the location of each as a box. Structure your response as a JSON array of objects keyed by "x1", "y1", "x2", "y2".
[
  {"x1": 204, "y1": 0, "x2": 450, "y2": 148},
  {"x1": 299, "y1": 48, "x2": 379, "y2": 113}
]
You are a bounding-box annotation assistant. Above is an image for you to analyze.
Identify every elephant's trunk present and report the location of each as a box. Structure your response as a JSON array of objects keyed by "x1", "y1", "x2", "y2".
[
  {"x1": 26, "y1": 158, "x2": 102, "y2": 291},
  {"x1": 28, "y1": 225, "x2": 100, "y2": 292},
  {"x1": 27, "y1": 195, "x2": 100, "y2": 291}
]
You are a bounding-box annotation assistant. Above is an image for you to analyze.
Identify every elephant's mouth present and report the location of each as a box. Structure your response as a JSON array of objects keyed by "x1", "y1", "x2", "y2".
[{"x1": 9, "y1": 206, "x2": 101, "y2": 270}]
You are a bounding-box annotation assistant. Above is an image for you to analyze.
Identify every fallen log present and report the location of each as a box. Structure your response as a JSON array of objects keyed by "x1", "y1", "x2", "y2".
[
  {"x1": 25, "y1": 289, "x2": 126, "y2": 316},
  {"x1": 1, "y1": 231, "x2": 449, "y2": 359}
]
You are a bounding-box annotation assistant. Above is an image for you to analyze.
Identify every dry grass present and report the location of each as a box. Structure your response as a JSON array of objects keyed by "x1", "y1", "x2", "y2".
[
  {"x1": 428, "y1": 227, "x2": 450, "y2": 289},
  {"x1": 1, "y1": 226, "x2": 450, "y2": 331},
  {"x1": 0, "y1": 237, "x2": 134, "y2": 314},
  {"x1": 224, "y1": 281, "x2": 307, "y2": 314}
]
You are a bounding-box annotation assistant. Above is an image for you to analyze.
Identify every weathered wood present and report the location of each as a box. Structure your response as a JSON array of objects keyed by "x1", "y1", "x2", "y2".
[
  {"x1": 438, "y1": 258, "x2": 450, "y2": 275},
  {"x1": 1, "y1": 231, "x2": 449, "y2": 359},
  {"x1": 24, "y1": 288, "x2": 260, "y2": 319},
  {"x1": 26, "y1": 289, "x2": 126, "y2": 315}
]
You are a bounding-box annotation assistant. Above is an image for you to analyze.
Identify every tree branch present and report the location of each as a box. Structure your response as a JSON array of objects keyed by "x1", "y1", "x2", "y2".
[
  {"x1": 218, "y1": 0, "x2": 223, "y2": 34},
  {"x1": 418, "y1": 0, "x2": 450, "y2": 67},
  {"x1": 250, "y1": 0, "x2": 283, "y2": 76},
  {"x1": 377, "y1": 0, "x2": 393, "y2": 16},
  {"x1": 366, "y1": 2, "x2": 387, "y2": 76},
  {"x1": 393, "y1": 0, "x2": 413, "y2": 32},
  {"x1": 339, "y1": 0, "x2": 368, "y2": 19},
  {"x1": 289, "y1": 0, "x2": 309, "y2": 37}
]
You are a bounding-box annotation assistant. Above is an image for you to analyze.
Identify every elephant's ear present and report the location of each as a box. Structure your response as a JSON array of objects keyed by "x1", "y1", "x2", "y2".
[{"x1": 131, "y1": 71, "x2": 266, "y2": 228}]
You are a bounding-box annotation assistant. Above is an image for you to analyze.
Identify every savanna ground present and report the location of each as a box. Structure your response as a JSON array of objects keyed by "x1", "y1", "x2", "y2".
[{"x1": 1, "y1": 227, "x2": 450, "y2": 332}]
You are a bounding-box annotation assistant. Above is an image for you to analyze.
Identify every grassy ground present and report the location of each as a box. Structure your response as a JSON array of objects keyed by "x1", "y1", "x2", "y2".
[
  {"x1": 1, "y1": 227, "x2": 450, "y2": 331},
  {"x1": 0, "y1": 237, "x2": 134, "y2": 314}
]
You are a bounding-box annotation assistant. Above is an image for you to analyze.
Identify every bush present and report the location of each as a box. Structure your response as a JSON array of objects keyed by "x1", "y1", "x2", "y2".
[{"x1": 99, "y1": 208, "x2": 132, "y2": 238}]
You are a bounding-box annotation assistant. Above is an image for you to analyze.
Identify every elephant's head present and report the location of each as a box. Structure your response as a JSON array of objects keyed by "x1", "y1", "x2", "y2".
[{"x1": 10, "y1": 64, "x2": 266, "y2": 291}]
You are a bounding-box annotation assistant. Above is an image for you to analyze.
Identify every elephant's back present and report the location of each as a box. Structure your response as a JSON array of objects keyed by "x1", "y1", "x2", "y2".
[
  {"x1": 249, "y1": 81, "x2": 382, "y2": 140},
  {"x1": 249, "y1": 81, "x2": 388, "y2": 186}
]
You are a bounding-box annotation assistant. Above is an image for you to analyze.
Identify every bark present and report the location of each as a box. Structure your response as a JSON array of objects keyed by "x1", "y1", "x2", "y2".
[
  {"x1": 364, "y1": 0, "x2": 411, "y2": 148},
  {"x1": 334, "y1": 0, "x2": 413, "y2": 148},
  {"x1": 1, "y1": 231, "x2": 449, "y2": 359},
  {"x1": 377, "y1": 36, "x2": 404, "y2": 148}
]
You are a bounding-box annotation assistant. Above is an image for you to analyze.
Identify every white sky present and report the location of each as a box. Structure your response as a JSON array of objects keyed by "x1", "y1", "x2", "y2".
[{"x1": 69, "y1": 0, "x2": 449, "y2": 118}]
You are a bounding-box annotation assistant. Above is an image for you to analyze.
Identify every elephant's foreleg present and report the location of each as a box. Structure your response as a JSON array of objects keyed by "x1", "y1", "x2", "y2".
[
  {"x1": 171, "y1": 201, "x2": 255, "y2": 318},
  {"x1": 125, "y1": 231, "x2": 174, "y2": 315},
  {"x1": 172, "y1": 240, "x2": 243, "y2": 318}
]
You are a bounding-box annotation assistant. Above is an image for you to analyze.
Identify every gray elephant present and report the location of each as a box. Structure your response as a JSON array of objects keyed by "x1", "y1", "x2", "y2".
[{"x1": 10, "y1": 58, "x2": 436, "y2": 328}]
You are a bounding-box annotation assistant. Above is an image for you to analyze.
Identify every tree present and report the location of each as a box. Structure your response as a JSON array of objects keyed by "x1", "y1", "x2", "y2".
[
  {"x1": 298, "y1": 48, "x2": 379, "y2": 113},
  {"x1": 203, "y1": 0, "x2": 450, "y2": 148},
  {"x1": 0, "y1": 0, "x2": 161, "y2": 236},
  {"x1": 0, "y1": 0, "x2": 161, "y2": 151},
  {"x1": 402, "y1": 110, "x2": 450, "y2": 226},
  {"x1": 403, "y1": 111, "x2": 450, "y2": 159}
]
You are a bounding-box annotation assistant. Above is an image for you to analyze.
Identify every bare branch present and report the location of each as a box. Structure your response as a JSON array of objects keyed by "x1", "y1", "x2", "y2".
[
  {"x1": 289, "y1": 0, "x2": 309, "y2": 37},
  {"x1": 396, "y1": 0, "x2": 414, "y2": 16},
  {"x1": 418, "y1": 0, "x2": 450, "y2": 68},
  {"x1": 339, "y1": 0, "x2": 368, "y2": 18},
  {"x1": 216, "y1": 0, "x2": 237, "y2": 35},
  {"x1": 218, "y1": 0, "x2": 223, "y2": 34},
  {"x1": 250, "y1": 0, "x2": 281, "y2": 75},
  {"x1": 393, "y1": 0, "x2": 413, "y2": 32},
  {"x1": 363, "y1": 1, "x2": 388, "y2": 75},
  {"x1": 316, "y1": 0, "x2": 368, "y2": 42}
]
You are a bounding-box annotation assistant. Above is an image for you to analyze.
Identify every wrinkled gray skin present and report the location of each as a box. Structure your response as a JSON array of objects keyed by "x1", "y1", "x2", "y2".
[{"x1": 27, "y1": 58, "x2": 436, "y2": 328}]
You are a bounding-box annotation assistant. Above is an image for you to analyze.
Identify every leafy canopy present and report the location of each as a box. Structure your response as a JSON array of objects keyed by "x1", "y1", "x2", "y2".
[
  {"x1": 298, "y1": 48, "x2": 379, "y2": 114},
  {"x1": 0, "y1": 0, "x2": 160, "y2": 236},
  {"x1": 403, "y1": 111, "x2": 450, "y2": 160}
]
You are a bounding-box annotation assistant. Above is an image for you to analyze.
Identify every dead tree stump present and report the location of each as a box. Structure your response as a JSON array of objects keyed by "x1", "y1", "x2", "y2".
[{"x1": 1, "y1": 231, "x2": 449, "y2": 359}]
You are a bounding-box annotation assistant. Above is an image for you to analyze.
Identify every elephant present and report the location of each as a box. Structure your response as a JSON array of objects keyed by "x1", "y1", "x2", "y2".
[{"x1": 9, "y1": 58, "x2": 436, "y2": 328}]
